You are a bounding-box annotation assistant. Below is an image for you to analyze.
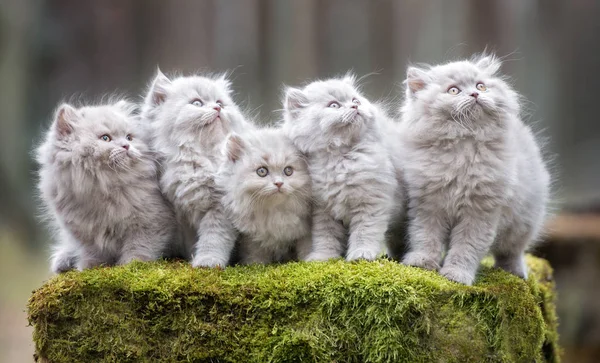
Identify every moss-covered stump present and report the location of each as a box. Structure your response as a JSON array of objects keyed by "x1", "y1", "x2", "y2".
[{"x1": 28, "y1": 255, "x2": 559, "y2": 362}]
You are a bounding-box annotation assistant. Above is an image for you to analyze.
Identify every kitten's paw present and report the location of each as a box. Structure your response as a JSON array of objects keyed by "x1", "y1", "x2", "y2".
[
  {"x1": 50, "y1": 255, "x2": 77, "y2": 274},
  {"x1": 494, "y1": 255, "x2": 528, "y2": 279},
  {"x1": 440, "y1": 266, "x2": 475, "y2": 286},
  {"x1": 304, "y1": 251, "x2": 341, "y2": 262},
  {"x1": 402, "y1": 252, "x2": 440, "y2": 271},
  {"x1": 191, "y1": 255, "x2": 227, "y2": 268},
  {"x1": 346, "y1": 248, "x2": 379, "y2": 262}
]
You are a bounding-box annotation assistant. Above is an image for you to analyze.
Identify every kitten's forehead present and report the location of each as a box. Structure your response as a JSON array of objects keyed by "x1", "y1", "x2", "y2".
[
  {"x1": 78, "y1": 106, "x2": 130, "y2": 132},
  {"x1": 304, "y1": 79, "x2": 358, "y2": 101},
  {"x1": 243, "y1": 129, "x2": 304, "y2": 167},
  {"x1": 431, "y1": 61, "x2": 484, "y2": 84},
  {"x1": 172, "y1": 76, "x2": 230, "y2": 100}
]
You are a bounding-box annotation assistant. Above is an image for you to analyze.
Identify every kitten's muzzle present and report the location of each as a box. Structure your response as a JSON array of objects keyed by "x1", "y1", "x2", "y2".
[{"x1": 470, "y1": 92, "x2": 479, "y2": 99}]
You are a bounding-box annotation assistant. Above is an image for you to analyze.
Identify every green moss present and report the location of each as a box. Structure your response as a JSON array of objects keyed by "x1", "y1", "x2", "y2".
[{"x1": 28, "y1": 255, "x2": 559, "y2": 362}]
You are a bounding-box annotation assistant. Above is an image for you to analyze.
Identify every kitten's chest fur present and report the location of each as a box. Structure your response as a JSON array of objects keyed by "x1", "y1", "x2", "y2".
[
  {"x1": 407, "y1": 133, "x2": 516, "y2": 213},
  {"x1": 311, "y1": 143, "x2": 396, "y2": 223},
  {"x1": 49, "y1": 165, "x2": 159, "y2": 249},
  {"x1": 234, "y1": 200, "x2": 310, "y2": 250}
]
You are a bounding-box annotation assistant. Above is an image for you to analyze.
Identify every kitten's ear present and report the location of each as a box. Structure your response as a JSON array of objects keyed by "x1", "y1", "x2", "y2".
[
  {"x1": 284, "y1": 87, "x2": 308, "y2": 113},
  {"x1": 215, "y1": 74, "x2": 232, "y2": 94},
  {"x1": 406, "y1": 67, "x2": 431, "y2": 95},
  {"x1": 147, "y1": 68, "x2": 172, "y2": 106},
  {"x1": 475, "y1": 55, "x2": 501, "y2": 75},
  {"x1": 342, "y1": 73, "x2": 357, "y2": 86},
  {"x1": 114, "y1": 100, "x2": 136, "y2": 115},
  {"x1": 53, "y1": 104, "x2": 78, "y2": 137},
  {"x1": 225, "y1": 133, "x2": 246, "y2": 163}
]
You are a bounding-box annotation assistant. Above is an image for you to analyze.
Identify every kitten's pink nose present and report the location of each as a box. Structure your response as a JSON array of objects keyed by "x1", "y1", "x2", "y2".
[
  {"x1": 470, "y1": 92, "x2": 479, "y2": 98},
  {"x1": 274, "y1": 182, "x2": 283, "y2": 189},
  {"x1": 122, "y1": 144, "x2": 129, "y2": 150},
  {"x1": 350, "y1": 104, "x2": 358, "y2": 109},
  {"x1": 213, "y1": 105, "x2": 221, "y2": 112}
]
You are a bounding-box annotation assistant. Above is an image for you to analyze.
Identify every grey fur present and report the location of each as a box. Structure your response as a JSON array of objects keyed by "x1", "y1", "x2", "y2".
[
  {"x1": 399, "y1": 55, "x2": 550, "y2": 285},
  {"x1": 283, "y1": 75, "x2": 402, "y2": 261},
  {"x1": 36, "y1": 101, "x2": 177, "y2": 273},
  {"x1": 141, "y1": 69, "x2": 254, "y2": 267}
]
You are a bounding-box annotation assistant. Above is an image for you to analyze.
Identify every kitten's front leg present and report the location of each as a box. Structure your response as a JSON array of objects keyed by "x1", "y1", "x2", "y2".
[
  {"x1": 402, "y1": 205, "x2": 447, "y2": 271},
  {"x1": 440, "y1": 211, "x2": 500, "y2": 285},
  {"x1": 305, "y1": 204, "x2": 345, "y2": 261},
  {"x1": 76, "y1": 245, "x2": 106, "y2": 271},
  {"x1": 191, "y1": 204, "x2": 237, "y2": 268},
  {"x1": 346, "y1": 206, "x2": 390, "y2": 261},
  {"x1": 117, "y1": 234, "x2": 164, "y2": 265}
]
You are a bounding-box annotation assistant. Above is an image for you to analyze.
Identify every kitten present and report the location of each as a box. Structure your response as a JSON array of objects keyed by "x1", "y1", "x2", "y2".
[
  {"x1": 217, "y1": 128, "x2": 312, "y2": 264},
  {"x1": 36, "y1": 100, "x2": 177, "y2": 272},
  {"x1": 283, "y1": 75, "x2": 401, "y2": 261},
  {"x1": 142, "y1": 69, "x2": 253, "y2": 268},
  {"x1": 399, "y1": 54, "x2": 550, "y2": 285}
]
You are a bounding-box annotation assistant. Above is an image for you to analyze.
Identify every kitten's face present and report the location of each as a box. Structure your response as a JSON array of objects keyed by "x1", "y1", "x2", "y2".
[
  {"x1": 284, "y1": 76, "x2": 376, "y2": 140},
  {"x1": 144, "y1": 71, "x2": 243, "y2": 135},
  {"x1": 406, "y1": 56, "x2": 519, "y2": 123},
  {"x1": 52, "y1": 101, "x2": 148, "y2": 170},
  {"x1": 224, "y1": 129, "x2": 311, "y2": 204}
]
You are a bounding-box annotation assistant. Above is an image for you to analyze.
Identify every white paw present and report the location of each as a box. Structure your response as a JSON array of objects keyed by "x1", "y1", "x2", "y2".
[
  {"x1": 304, "y1": 251, "x2": 341, "y2": 262},
  {"x1": 51, "y1": 256, "x2": 77, "y2": 274},
  {"x1": 402, "y1": 252, "x2": 440, "y2": 271},
  {"x1": 191, "y1": 255, "x2": 227, "y2": 268},
  {"x1": 440, "y1": 266, "x2": 475, "y2": 285},
  {"x1": 346, "y1": 248, "x2": 379, "y2": 262}
]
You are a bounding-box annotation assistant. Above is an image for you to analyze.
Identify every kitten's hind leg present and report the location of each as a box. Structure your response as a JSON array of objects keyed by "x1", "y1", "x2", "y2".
[
  {"x1": 305, "y1": 204, "x2": 345, "y2": 261},
  {"x1": 441, "y1": 211, "x2": 500, "y2": 285},
  {"x1": 346, "y1": 208, "x2": 389, "y2": 261},
  {"x1": 402, "y1": 206, "x2": 447, "y2": 271},
  {"x1": 191, "y1": 205, "x2": 237, "y2": 268}
]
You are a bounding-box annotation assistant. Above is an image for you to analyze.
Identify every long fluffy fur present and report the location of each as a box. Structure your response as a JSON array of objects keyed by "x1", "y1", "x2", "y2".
[
  {"x1": 283, "y1": 74, "x2": 403, "y2": 261},
  {"x1": 217, "y1": 128, "x2": 312, "y2": 264},
  {"x1": 36, "y1": 100, "x2": 177, "y2": 273},
  {"x1": 141, "y1": 69, "x2": 254, "y2": 267},
  {"x1": 399, "y1": 54, "x2": 550, "y2": 285}
]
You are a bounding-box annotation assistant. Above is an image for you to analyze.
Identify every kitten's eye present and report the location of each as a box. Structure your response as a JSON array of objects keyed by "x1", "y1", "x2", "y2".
[
  {"x1": 216, "y1": 100, "x2": 224, "y2": 108},
  {"x1": 352, "y1": 98, "x2": 361, "y2": 106},
  {"x1": 447, "y1": 87, "x2": 461, "y2": 95},
  {"x1": 256, "y1": 167, "x2": 269, "y2": 177},
  {"x1": 100, "y1": 134, "x2": 111, "y2": 142},
  {"x1": 476, "y1": 83, "x2": 487, "y2": 91},
  {"x1": 126, "y1": 134, "x2": 133, "y2": 141},
  {"x1": 283, "y1": 166, "x2": 294, "y2": 176},
  {"x1": 328, "y1": 101, "x2": 341, "y2": 109},
  {"x1": 191, "y1": 99, "x2": 203, "y2": 107}
]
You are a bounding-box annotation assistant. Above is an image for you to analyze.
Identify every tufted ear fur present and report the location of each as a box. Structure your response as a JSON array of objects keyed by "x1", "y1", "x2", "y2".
[
  {"x1": 147, "y1": 68, "x2": 172, "y2": 107},
  {"x1": 406, "y1": 67, "x2": 431, "y2": 95},
  {"x1": 214, "y1": 74, "x2": 232, "y2": 94},
  {"x1": 342, "y1": 72, "x2": 357, "y2": 86},
  {"x1": 225, "y1": 132, "x2": 246, "y2": 163},
  {"x1": 475, "y1": 55, "x2": 501, "y2": 75},
  {"x1": 284, "y1": 87, "x2": 308, "y2": 113},
  {"x1": 54, "y1": 104, "x2": 78, "y2": 137}
]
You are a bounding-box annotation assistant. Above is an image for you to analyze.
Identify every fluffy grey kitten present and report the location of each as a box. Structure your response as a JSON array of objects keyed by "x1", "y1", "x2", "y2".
[
  {"x1": 217, "y1": 128, "x2": 312, "y2": 264},
  {"x1": 399, "y1": 55, "x2": 550, "y2": 285},
  {"x1": 283, "y1": 75, "x2": 400, "y2": 261},
  {"x1": 142, "y1": 69, "x2": 253, "y2": 268},
  {"x1": 36, "y1": 101, "x2": 177, "y2": 273}
]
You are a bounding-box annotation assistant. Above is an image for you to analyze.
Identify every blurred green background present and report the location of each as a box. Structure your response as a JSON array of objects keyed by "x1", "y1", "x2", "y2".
[{"x1": 1, "y1": 1, "x2": 599, "y2": 362}]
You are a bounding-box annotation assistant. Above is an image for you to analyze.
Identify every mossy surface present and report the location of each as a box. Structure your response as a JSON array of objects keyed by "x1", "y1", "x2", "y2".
[{"x1": 28, "y1": 255, "x2": 559, "y2": 362}]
